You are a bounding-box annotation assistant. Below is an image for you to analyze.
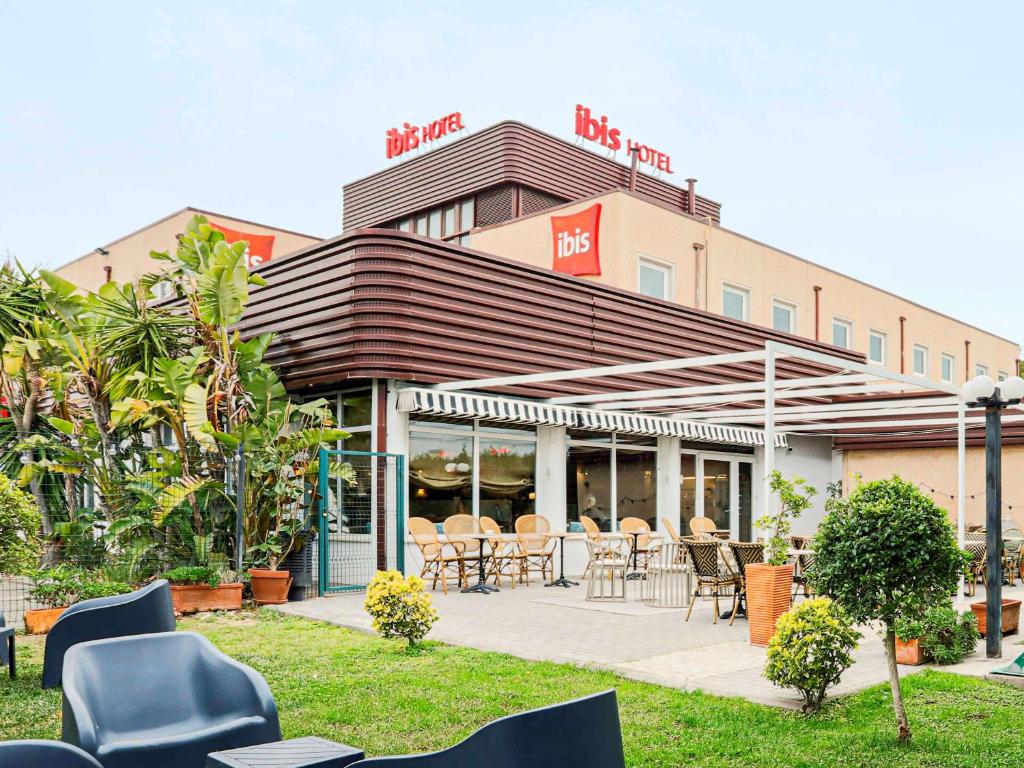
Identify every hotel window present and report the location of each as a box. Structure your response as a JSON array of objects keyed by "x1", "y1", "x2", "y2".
[
  {"x1": 722, "y1": 284, "x2": 749, "y2": 321},
  {"x1": 941, "y1": 353, "x2": 955, "y2": 384},
  {"x1": 998, "y1": 371, "x2": 1009, "y2": 382},
  {"x1": 772, "y1": 299, "x2": 796, "y2": 334},
  {"x1": 408, "y1": 418, "x2": 536, "y2": 528},
  {"x1": 566, "y1": 433, "x2": 657, "y2": 533},
  {"x1": 976, "y1": 363, "x2": 989, "y2": 377},
  {"x1": 832, "y1": 317, "x2": 853, "y2": 349},
  {"x1": 399, "y1": 197, "x2": 476, "y2": 245},
  {"x1": 912, "y1": 345, "x2": 929, "y2": 376},
  {"x1": 637, "y1": 257, "x2": 672, "y2": 300},
  {"x1": 868, "y1": 330, "x2": 886, "y2": 365}
]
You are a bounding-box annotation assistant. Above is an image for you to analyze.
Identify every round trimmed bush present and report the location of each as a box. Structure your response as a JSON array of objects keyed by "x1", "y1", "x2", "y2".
[
  {"x1": 365, "y1": 570, "x2": 438, "y2": 647},
  {"x1": 764, "y1": 597, "x2": 860, "y2": 713}
]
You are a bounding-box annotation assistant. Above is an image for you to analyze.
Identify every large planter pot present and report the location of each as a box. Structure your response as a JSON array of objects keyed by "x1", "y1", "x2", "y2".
[
  {"x1": 746, "y1": 563, "x2": 794, "y2": 646},
  {"x1": 895, "y1": 637, "x2": 926, "y2": 665},
  {"x1": 248, "y1": 569, "x2": 292, "y2": 605},
  {"x1": 971, "y1": 598, "x2": 1021, "y2": 636},
  {"x1": 169, "y1": 583, "x2": 244, "y2": 615},
  {"x1": 24, "y1": 606, "x2": 67, "y2": 635}
]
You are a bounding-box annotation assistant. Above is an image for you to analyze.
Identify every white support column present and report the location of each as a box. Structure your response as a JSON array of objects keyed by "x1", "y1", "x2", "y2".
[
  {"x1": 657, "y1": 436, "x2": 681, "y2": 537},
  {"x1": 957, "y1": 402, "x2": 967, "y2": 548},
  {"x1": 762, "y1": 343, "x2": 777, "y2": 523}
]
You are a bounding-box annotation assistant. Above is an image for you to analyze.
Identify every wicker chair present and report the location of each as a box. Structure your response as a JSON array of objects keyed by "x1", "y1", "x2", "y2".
[
  {"x1": 443, "y1": 514, "x2": 485, "y2": 581},
  {"x1": 684, "y1": 539, "x2": 739, "y2": 625},
  {"x1": 586, "y1": 539, "x2": 627, "y2": 601},
  {"x1": 480, "y1": 515, "x2": 525, "y2": 588},
  {"x1": 619, "y1": 517, "x2": 663, "y2": 571},
  {"x1": 408, "y1": 516, "x2": 465, "y2": 594},
  {"x1": 727, "y1": 541, "x2": 765, "y2": 615},
  {"x1": 789, "y1": 535, "x2": 816, "y2": 598},
  {"x1": 1003, "y1": 528, "x2": 1023, "y2": 585},
  {"x1": 964, "y1": 541, "x2": 986, "y2": 596},
  {"x1": 515, "y1": 514, "x2": 556, "y2": 583},
  {"x1": 688, "y1": 516, "x2": 718, "y2": 539},
  {"x1": 580, "y1": 515, "x2": 624, "y2": 578}
]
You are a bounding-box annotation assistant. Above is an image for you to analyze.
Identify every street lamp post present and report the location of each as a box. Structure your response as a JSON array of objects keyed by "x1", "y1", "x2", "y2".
[{"x1": 961, "y1": 374, "x2": 1024, "y2": 658}]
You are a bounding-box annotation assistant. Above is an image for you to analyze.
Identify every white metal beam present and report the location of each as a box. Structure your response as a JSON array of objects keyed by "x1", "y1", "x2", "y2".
[
  {"x1": 698, "y1": 402, "x2": 963, "y2": 425},
  {"x1": 678, "y1": 396, "x2": 957, "y2": 422},
  {"x1": 778, "y1": 413, "x2": 1024, "y2": 433},
  {"x1": 433, "y1": 349, "x2": 770, "y2": 391},
  {"x1": 613, "y1": 381, "x2": 917, "y2": 411}
]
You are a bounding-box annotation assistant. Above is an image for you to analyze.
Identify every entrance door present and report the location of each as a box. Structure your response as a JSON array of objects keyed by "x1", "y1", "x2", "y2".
[{"x1": 683, "y1": 452, "x2": 754, "y2": 540}]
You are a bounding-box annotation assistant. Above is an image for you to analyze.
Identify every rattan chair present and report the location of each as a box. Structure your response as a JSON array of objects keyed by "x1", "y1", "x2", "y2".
[
  {"x1": 586, "y1": 539, "x2": 627, "y2": 601},
  {"x1": 480, "y1": 515, "x2": 525, "y2": 588},
  {"x1": 684, "y1": 539, "x2": 739, "y2": 625},
  {"x1": 644, "y1": 541, "x2": 692, "y2": 607},
  {"x1": 443, "y1": 514, "x2": 485, "y2": 582},
  {"x1": 727, "y1": 541, "x2": 764, "y2": 615},
  {"x1": 688, "y1": 516, "x2": 718, "y2": 539},
  {"x1": 515, "y1": 514, "x2": 556, "y2": 583},
  {"x1": 580, "y1": 515, "x2": 626, "y2": 578},
  {"x1": 964, "y1": 541, "x2": 987, "y2": 596},
  {"x1": 408, "y1": 516, "x2": 466, "y2": 594},
  {"x1": 619, "y1": 517, "x2": 663, "y2": 571},
  {"x1": 1003, "y1": 528, "x2": 1023, "y2": 585},
  {"x1": 789, "y1": 535, "x2": 816, "y2": 598}
]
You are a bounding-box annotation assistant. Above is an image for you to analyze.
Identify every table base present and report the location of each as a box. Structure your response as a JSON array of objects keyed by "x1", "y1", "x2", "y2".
[
  {"x1": 545, "y1": 577, "x2": 579, "y2": 588},
  {"x1": 461, "y1": 582, "x2": 499, "y2": 594}
]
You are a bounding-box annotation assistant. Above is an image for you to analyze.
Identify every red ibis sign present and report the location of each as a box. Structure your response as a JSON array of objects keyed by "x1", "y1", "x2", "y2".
[
  {"x1": 386, "y1": 111, "x2": 465, "y2": 159},
  {"x1": 574, "y1": 104, "x2": 673, "y2": 174},
  {"x1": 551, "y1": 203, "x2": 602, "y2": 277},
  {"x1": 209, "y1": 222, "x2": 276, "y2": 269}
]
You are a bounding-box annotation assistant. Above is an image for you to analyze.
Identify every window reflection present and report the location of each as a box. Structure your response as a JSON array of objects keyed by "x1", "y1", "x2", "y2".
[
  {"x1": 479, "y1": 439, "x2": 535, "y2": 530},
  {"x1": 566, "y1": 445, "x2": 612, "y2": 531},
  {"x1": 681, "y1": 454, "x2": 697, "y2": 533},
  {"x1": 616, "y1": 450, "x2": 657, "y2": 530},
  {"x1": 703, "y1": 459, "x2": 731, "y2": 531},
  {"x1": 409, "y1": 432, "x2": 472, "y2": 523}
]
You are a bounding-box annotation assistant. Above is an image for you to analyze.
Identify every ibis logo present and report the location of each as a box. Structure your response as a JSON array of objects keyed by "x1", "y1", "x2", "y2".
[
  {"x1": 210, "y1": 221, "x2": 276, "y2": 269},
  {"x1": 551, "y1": 204, "x2": 601, "y2": 277}
]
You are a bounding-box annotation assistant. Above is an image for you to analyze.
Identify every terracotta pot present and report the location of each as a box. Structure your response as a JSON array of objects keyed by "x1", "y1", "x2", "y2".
[
  {"x1": 248, "y1": 569, "x2": 292, "y2": 605},
  {"x1": 895, "y1": 637, "x2": 926, "y2": 665},
  {"x1": 746, "y1": 563, "x2": 794, "y2": 646},
  {"x1": 24, "y1": 606, "x2": 67, "y2": 635},
  {"x1": 170, "y1": 583, "x2": 244, "y2": 615},
  {"x1": 971, "y1": 598, "x2": 1021, "y2": 636}
]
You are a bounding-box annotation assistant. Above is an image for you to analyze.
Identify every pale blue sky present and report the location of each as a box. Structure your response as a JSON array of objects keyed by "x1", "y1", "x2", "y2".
[{"x1": 1, "y1": 1, "x2": 1021, "y2": 341}]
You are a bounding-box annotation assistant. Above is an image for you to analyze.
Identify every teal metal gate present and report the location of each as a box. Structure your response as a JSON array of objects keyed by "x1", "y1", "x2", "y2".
[{"x1": 317, "y1": 449, "x2": 405, "y2": 594}]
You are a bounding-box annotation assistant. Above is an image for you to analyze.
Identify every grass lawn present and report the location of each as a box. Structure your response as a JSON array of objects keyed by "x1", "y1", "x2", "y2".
[{"x1": 2, "y1": 611, "x2": 1023, "y2": 767}]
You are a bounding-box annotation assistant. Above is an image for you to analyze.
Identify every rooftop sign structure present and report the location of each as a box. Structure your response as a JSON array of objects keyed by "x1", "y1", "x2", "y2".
[
  {"x1": 385, "y1": 111, "x2": 465, "y2": 159},
  {"x1": 574, "y1": 104, "x2": 673, "y2": 174}
]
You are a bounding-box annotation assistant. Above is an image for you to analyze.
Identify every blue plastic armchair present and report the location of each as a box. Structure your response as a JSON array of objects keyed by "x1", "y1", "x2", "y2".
[
  {"x1": 0, "y1": 610, "x2": 8, "y2": 668},
  {"x1": 42, "y1": 579, "x2": 176, "y2": 688},
  {"x1": 0, "y1": 740, "x2": 104, "y2": 768},
  {"x1": 61, "y1": 631, "x2": 280, "y2": 768},
  {"x1": 350, "y1": 690, "x2": 625, "y2": 768}
]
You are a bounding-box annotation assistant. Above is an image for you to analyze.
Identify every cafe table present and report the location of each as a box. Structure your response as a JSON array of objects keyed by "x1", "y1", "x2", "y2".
[
  {"x1": 445, "y1": 532, "x2": 515, "y2": 595},
  {"x1": 624, "y1": 530, "x2": 646, "y2": 581},
  {"x1": 543, "y1": 531, "x2": 582, "y2": 588}
]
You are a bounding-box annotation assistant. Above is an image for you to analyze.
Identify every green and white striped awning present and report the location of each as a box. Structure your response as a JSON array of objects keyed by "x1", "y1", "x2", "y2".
[{"x1": 397, "y1": 387, "x2": 786, "y2": 448}]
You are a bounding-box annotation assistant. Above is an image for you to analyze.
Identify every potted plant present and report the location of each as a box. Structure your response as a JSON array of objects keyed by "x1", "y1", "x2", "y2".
[
  {"x1": 24, "y1": 566, "x2": 77, "y2": 634},
  {"x1": 242, "y1": 400, "x2": 351, "y2": 604},
  {"x1": 970, "y1": 597, "x2": 1021, "y2": 637},
  {"x1": 747, "y1": 471, "x2": 816, "y2": 646},
  {"x1": 163, "y1": 566, "x2": 244, "y2": 614},
  {"x1": 897, "y1": 605, "x2": 980, "y2": 665}
]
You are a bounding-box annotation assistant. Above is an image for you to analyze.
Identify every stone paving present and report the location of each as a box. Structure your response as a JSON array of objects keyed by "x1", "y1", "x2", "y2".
[{"x1": 275, "y1": 577, "x2": 1024, "y2": 709}]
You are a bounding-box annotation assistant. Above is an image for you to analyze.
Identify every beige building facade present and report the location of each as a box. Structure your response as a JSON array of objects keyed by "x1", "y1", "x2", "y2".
[
  {"x1": 55, "y1": 207, "x2": 321, "y2": 294},
  {"x1": 471, "y1": 190, "x2": 1019, "y2": 383}
]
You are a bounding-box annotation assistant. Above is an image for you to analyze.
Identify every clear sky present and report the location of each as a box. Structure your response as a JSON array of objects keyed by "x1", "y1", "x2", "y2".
[{"x1": 1, "y1": 1, "x2": 1021, "y2": 342}]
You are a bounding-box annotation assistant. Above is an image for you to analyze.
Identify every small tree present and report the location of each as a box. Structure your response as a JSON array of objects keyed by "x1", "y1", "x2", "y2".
[
  {"x1": 764, "y1": 597, "x2": 860, "y2": 713},
  {"x1": 0, "y1": 473, "x2": 42, "y2": 575},
  {"x1": 756, "y1": 471, "x2": 816, "y2": 565},
  {"x1": 811, "y1": 476, "x2": 967, "y2": 742},
  {"x1": 365, "y1": 570, "x2": 438, "y2": 648}
]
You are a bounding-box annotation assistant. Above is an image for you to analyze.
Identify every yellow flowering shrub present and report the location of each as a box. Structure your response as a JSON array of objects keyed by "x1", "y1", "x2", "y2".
[
  {"x1": 364, "y1": 570, "x2": 438, "y2": 647},
  {"x1": 764, "y1": 597, "x2": 860, "y2": 713}
]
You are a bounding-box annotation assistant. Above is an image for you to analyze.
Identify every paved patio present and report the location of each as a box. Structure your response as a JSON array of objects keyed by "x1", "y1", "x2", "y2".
[{"x1": 275, "y1": 578, "x2": 1024, "y2": 709}]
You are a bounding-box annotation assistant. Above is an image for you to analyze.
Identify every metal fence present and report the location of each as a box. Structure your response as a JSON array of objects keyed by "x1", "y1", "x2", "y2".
[{"x1": 318, "y1": 450, "x2": 404, "y2": 594}]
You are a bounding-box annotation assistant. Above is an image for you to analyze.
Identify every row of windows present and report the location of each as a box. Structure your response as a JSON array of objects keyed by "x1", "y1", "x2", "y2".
[
  {"x1": 394, "y1": 196, "x2": 475, "y2": 246},
  {"x1": 635, "y1": 262, "x2": 1003, "y2": 384}
]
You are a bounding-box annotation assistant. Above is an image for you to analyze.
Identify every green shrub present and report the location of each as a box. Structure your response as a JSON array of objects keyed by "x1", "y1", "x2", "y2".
[
  {"x1": 364, "y1": 570, "x2": 438, "y2": 647},
  {"x1": 163, "y1": 565, "x2": 222, "y2": 587},
  {"x1": 0, "y1": 473, "x2": 42, "y2": 575},
  {"x1": 764, "y1": 597, "x2": 860, "y2": 713},
  {"x1": 28, "y1": 565, "x2": 134, "y2": 607},
  {"x1": 896, "y1": 605, "x2": 979, "y2": 665}
]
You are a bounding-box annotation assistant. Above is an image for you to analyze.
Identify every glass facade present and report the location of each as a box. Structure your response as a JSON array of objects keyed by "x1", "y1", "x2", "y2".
[
  {"x1": 408, "y1": 431, "x2": 473, "y2": 523},
  {"x1": 479, "y1": 438, "x2": 536, "y2": 529},
  {"x1": 565, "y1": 435, "x2": 656, "y2": 532},
  {"x1": 566, "y1": 444, "x2": 612, "y2": 530},
  {"x1": 702, "y1": 459, "x2": 731, "y2": 531}
]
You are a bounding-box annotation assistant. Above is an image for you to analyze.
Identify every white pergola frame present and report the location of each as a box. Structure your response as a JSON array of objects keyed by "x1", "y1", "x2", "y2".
[{"x1": 435, "y1": 340, "x2": 1024, "y2": 545}]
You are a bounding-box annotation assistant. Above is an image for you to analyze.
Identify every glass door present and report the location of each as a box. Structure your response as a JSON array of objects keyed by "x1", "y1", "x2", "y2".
[{"x1": 682, "y1": 452, "x2": 755, "y2": 540}]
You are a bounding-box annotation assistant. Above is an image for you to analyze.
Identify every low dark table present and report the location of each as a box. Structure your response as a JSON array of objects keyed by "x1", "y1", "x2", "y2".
[
  {"x1": 0, "y1": 626, "x2": 14, "y2": 679},
  {"x1": 207, "y1": 737, "x2": 364, "y2": 768}
]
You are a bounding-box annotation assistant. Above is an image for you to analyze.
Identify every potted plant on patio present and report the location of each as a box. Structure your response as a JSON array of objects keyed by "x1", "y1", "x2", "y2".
[
  {"x1": 895, "y1": 604, "x2": 979, "y2": 666},
  {"x1": 242, "y1": 399, "x2": 351, "y2": 604},
  {"x1": 163, "y1": 566, "x2": 244, "y2": 614},
  {"x1": 24, "y1": 566, "x2": 133, "y2": 634},
  {"x1": 747, "y1": 471, "x2": 815, "y2": 646}
]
